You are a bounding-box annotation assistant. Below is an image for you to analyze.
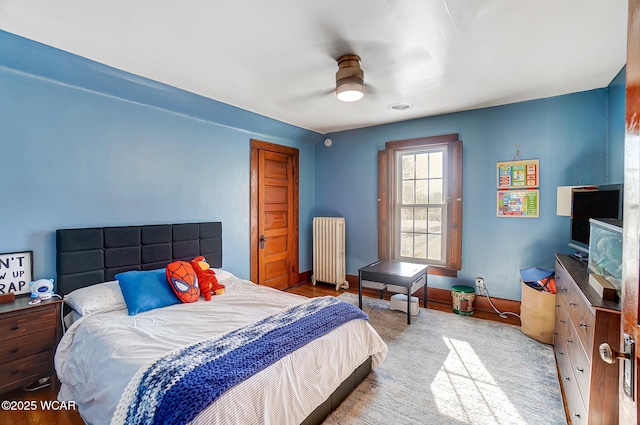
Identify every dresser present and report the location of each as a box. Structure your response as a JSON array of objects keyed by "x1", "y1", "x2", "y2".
[
  {"x1": 554, "y1": 254, "x2": 621, "y2": 424},
  {"x1": 0, "y1": 297, "x2": 63, "y2": 394}
]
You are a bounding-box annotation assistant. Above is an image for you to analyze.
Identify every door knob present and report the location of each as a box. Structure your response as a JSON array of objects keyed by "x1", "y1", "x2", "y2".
[
  {"x1": 599, "y1": 342, "x2": 629, "y2": 364},
  {"x1": 600, "y1": 334, "x2": 635, "y2": 400},
  {"x1": 259, "y1": 235, "x2": 266, "y2": 249}
]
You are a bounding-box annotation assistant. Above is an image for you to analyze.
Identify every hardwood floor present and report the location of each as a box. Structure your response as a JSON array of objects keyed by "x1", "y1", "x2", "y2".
[
  {"x1": 1, "y1": 281, "x2": 520, "y2": 424},
  {"x1": 0, "y1": 383, "x2": 84, "y2": 425}
]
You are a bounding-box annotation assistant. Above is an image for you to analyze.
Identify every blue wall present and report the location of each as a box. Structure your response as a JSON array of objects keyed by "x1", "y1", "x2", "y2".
[
  {"x1": 318, "y1": 85, "x2": 625, "y2": 301},
  {"x1": 608, "y1": 66, "x2": 626, "y2": 184},
  {"x1": 0, "y1": 31, "x2": 322, "y2": 282},
  {"x1": 0, "y1": 29, "x2": 626, "y2": 302}
]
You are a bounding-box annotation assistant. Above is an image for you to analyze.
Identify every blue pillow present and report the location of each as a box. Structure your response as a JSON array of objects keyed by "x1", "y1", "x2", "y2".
[{"x1": 116, "y1": 269, "x2": 180, "y2": 315}]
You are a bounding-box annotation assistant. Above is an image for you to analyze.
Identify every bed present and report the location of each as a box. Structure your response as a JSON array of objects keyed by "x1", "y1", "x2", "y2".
[{"x1": 53, "y1": 222, "x2": 387, "y2": 425}]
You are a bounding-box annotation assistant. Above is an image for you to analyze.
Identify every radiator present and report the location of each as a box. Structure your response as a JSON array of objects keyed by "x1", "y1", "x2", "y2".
[{"x1": 312, "y1": 217, "x2": 349, "y2": 290}]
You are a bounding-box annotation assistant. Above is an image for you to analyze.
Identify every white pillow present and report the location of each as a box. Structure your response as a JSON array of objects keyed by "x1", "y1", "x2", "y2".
[
  {"x1": 64, "y1": 280, "x2": 127, "y2": 316},
  {"x1": 212, "y1": 268, "x2": 235, "y2": 282}
]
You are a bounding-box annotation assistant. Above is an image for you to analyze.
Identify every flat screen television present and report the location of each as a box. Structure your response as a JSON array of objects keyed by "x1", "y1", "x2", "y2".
[{"x1": 569, "y1": 184, "x2": 623, "y2": 255}]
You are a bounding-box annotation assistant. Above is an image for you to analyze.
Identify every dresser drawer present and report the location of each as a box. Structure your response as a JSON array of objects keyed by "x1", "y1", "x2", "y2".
[
  {"x1": 0, "y1": 351, "x2": 52, "y2": 393},
  {"x1": 566, "y1": 320, "x2": 592, "y2": 403},
  {"x1": 0, "y1": 305, "x2": 58, "y2": 343},
  {"x1": 566, "y1": 284, "x2": 595, "y2": 361},
  {"x1": 554, "y1": 336, "x2": 569, "y2": 376},
  {"x1": 0, "y1": 328, "x2": 56, "y2": 364},
  {"x1": 565, "y1": 376, "x2": 588, "y2": 425},
  {"x1": 554, "y1": 305, "x2": 570, "y2": 344},
  {"x1": 553, "y1": 287, "x2": 568, "y2": 360},
  {"x1": 558, "y1": 352, "x2": 587, "y2": 424},
  {"x1": 554, "y1": 260, "x2": 571, "y2": 303}
]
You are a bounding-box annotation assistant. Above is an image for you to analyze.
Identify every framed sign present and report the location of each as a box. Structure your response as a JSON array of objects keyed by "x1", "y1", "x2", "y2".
[
  {"x1": 497, "y1": 159, "x2": 539, "y2": 189},
  {"x1": 497, "y1": 190, "x2": 539, "y2": 218},
  {"x1": 0, "y1": 251, "x2": 33, "y2": 296}
]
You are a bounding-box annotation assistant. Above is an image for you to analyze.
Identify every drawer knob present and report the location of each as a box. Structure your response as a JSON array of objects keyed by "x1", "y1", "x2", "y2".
[
  {"x1": 11, "y1": 324, "x2": 19, "y2": 331},
  {"x1": 579, "y1": 322, "x2": 588, "y2": 329},
  {"x1": 576, "y1": 367, "x2": 584, "y2": 373},
  {"x1": 564, "y1": 376, "x2": 570, "y2": 381},
  {"x1": 560, "y1": 319, "x2": 566, "y2": 323},
  {"x1": 573, "y1": 412, "x2": 581, "y2": 418},
  {"x1": 10, "y1": 347, "x2": 18, "y2": 354},
  {"x1": 558, "y1": 351, "x2": 564, "y2": 355},
  {"x1": 567, "y1": 339, "x2": 573, "y2": 344},
  {"x1": 569, "y1": 301, "x2": 576, "y2": 306}
]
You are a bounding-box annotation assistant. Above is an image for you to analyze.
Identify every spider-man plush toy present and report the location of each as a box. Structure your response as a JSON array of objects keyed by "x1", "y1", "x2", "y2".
[{"x1": 166, "y1": 261, "x2": 200, "y2": 303}]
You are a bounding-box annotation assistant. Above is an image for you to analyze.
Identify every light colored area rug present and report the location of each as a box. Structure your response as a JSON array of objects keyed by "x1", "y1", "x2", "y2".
[{"x1": 326, "y1": 293, "x2": 567, "y2": 425}]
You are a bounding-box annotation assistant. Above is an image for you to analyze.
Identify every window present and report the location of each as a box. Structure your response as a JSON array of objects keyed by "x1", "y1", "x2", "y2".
[
  {"x1": 378, "y1": 134, "x2": 462, "y2": 276},
  {"x1": 397, "y1": 147, "x2": 447, "y2": 264}
]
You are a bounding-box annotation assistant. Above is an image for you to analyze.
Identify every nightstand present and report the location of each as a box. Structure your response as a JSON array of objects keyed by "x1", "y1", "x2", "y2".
[{"x1": 0, "y1": 297, "x2": 63, "y2": 394}]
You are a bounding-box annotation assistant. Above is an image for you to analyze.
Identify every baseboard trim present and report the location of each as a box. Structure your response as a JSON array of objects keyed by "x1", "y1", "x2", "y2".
[
  {"x1": 299, "y1": 270, "x2": 312, "y2": 285},
  {"x1": 345, "y1": 273, "x2": 520, "y2": 315},
  {"x1": 300, "y1": 271, "x2": 521, "y2": 315}
]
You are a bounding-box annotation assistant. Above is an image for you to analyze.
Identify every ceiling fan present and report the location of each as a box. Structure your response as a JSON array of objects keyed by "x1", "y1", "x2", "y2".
[
  {"x1": 276, "y1": 42, "x2": 435, "y2": 109},
  {"x1": 275, "y1": 52, "x2": 371, "y2": 108}
]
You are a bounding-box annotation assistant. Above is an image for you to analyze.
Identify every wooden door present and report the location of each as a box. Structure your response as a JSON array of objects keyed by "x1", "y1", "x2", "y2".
[
  {"x1": 620, "y1": 1, "x2": 640, "y2": 423},
  {"x1": 250, "y1": 140, "x2": 299, "y2": 289}
]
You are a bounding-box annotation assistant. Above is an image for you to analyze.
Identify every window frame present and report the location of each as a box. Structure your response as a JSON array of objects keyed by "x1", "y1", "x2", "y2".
[{"x1": 378, "y1": 134, "x2": 462, "y2": 277}]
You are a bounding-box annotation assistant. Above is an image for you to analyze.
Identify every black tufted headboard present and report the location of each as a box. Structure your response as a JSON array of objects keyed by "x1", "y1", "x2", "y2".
[{"x1": 56, "y1": 222, "x2": 222, "y2": 296}]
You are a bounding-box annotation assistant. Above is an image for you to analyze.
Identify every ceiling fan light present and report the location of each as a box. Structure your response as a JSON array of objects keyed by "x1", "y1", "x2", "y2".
[
  {"x1": 336, "y1": 54, "x2": 365, "y2": 102},
  {"x1": 336, "y1": 82, "x2": 364, "y2": 102}
]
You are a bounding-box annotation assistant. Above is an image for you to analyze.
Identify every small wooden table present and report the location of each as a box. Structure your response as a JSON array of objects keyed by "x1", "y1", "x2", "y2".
[{"x1": 358, "y1": 260, "x2": 428, "y2": 324}]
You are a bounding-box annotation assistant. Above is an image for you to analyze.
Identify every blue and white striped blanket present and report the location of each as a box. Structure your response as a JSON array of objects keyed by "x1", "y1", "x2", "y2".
[{"x1": 111, "y1": 296, "x2": 368, "y2": 425}]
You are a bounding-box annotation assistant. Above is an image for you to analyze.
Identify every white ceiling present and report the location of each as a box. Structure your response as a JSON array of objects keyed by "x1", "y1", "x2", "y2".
[{"x1": 0, "y1": 0, "x2": 628, "y2": 134}]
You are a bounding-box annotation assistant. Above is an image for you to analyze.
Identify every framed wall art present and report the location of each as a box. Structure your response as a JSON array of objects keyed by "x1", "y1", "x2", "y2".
[
  {"x1": 497, "y1": 159, "x2": 539, "y2": 189},
  {"x1": 497, "y1": 190, "x2": 539, "y2": 218},
  {"x1": 0, "y1": 251, "x2": 33, "y2": 296}
]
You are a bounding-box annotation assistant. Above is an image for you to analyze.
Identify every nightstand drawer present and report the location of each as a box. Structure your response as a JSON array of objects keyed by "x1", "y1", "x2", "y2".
[
  {"x1": 0, "y1": 328, "x2": 56, "y2": 364},
  {"x1": 0, "y1": 351, "x2": 52, "y2": 393},
  {"x1": 0, "y1": 305, "x2": 58, "y2": 343}
]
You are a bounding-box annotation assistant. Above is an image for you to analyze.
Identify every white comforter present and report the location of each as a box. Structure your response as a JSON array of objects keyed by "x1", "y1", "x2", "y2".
[{"x1": 55, "y1": 276, "x2": 387, "y2": 425}]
